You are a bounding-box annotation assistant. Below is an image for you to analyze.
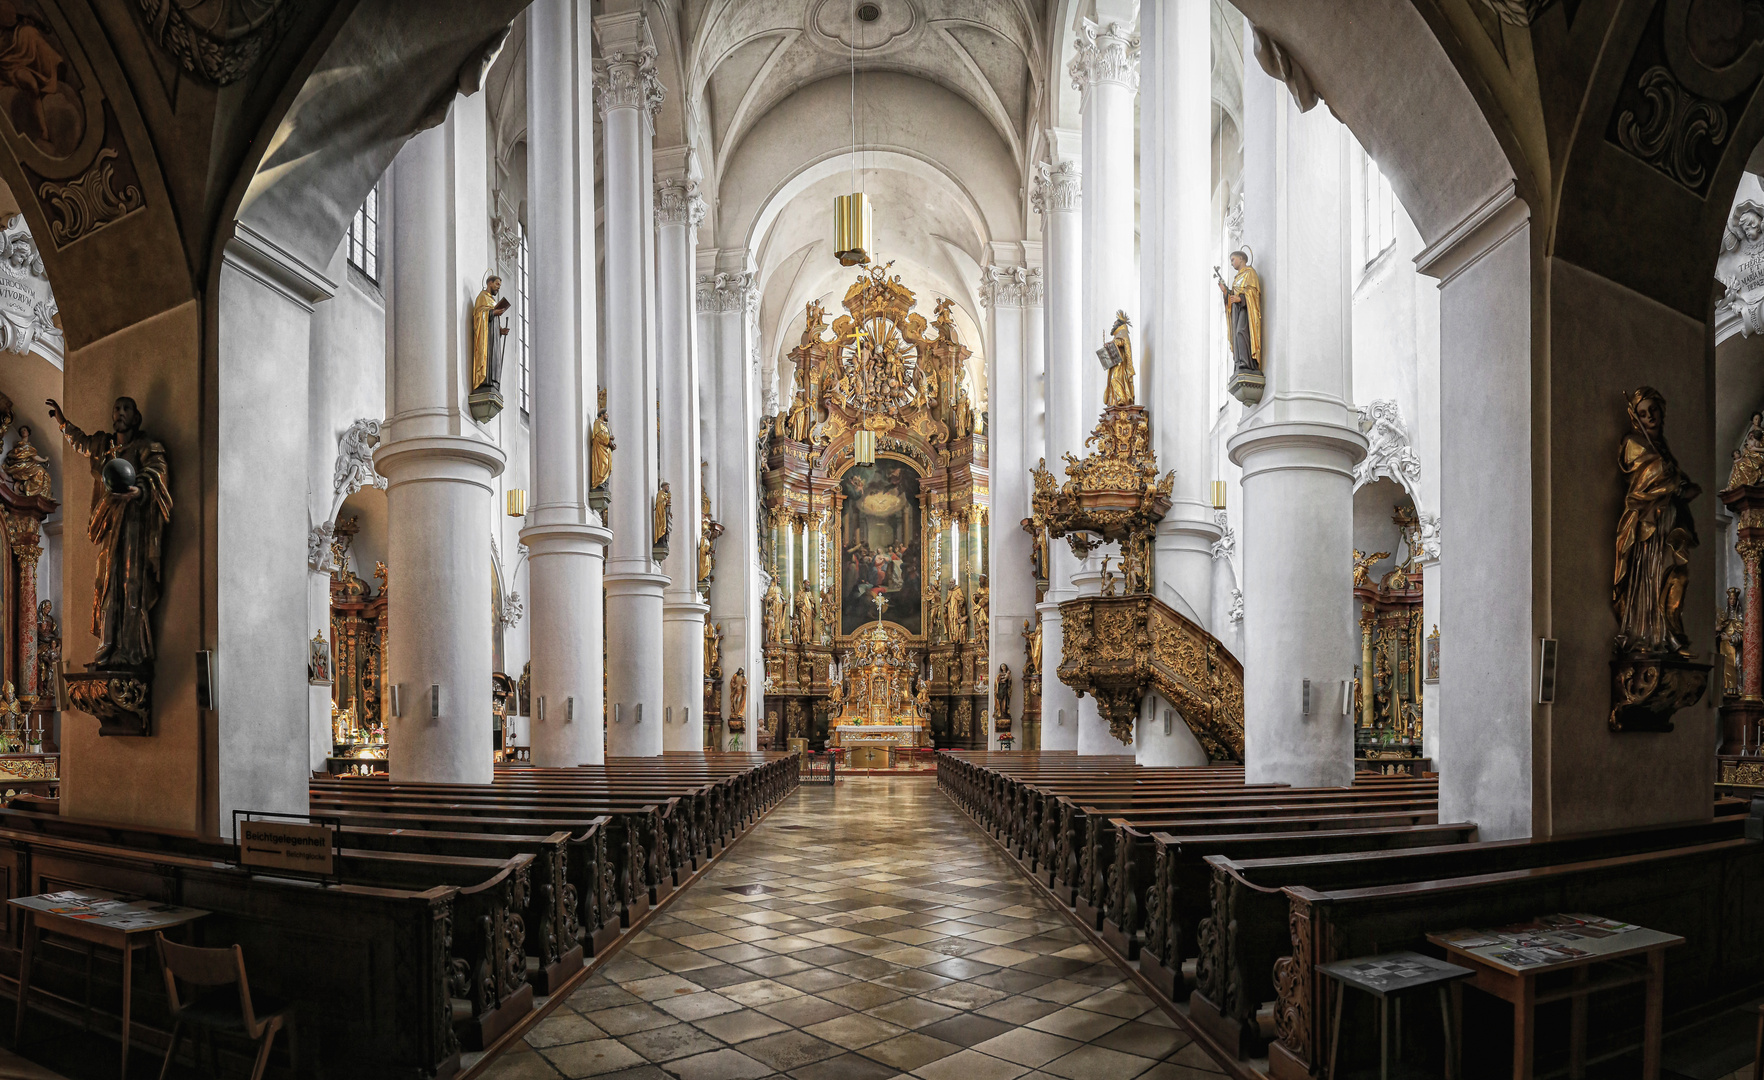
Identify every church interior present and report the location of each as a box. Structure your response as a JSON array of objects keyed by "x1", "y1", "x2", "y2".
[{"x1": 0, "y1": 0, "x2": 1760, "y2": 1078}]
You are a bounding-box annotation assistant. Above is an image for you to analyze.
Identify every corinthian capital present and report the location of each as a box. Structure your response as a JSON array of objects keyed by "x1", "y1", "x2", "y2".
[
  {"x1": 979, "y1": 266, "x2": 1044, "y2": 309},
  {"x1": 1030, "y1": 159, "x2": 1080, "y2": 216},
  {"x1": 696, "y1": 271, "x2": 758, "y2": 314},
  {"x1": 1068, "y1": 19, "x2": 1140, "y2": 93},
  {"x1": 655, "y1": 179, "x2": 706, "y2": 229},
  {"x1": 594, "y1": 45, "x2": 665, "y2": 122}
]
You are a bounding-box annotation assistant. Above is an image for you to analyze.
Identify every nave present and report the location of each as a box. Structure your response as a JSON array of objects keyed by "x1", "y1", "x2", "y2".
[{"x1": 485, "y1": 775, "x2": 1220, "y2": 1080}]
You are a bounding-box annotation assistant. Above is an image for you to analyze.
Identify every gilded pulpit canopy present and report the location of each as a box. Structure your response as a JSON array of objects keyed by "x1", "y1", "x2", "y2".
[{"x1": 1614, "y1": 387, "x2": 1699, "y2": 658}]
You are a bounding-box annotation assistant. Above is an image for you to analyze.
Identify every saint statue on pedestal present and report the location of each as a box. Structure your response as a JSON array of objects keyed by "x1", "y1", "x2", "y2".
[
  {"x1": 1099, "y1": 310, "x2": 1136, "y2": 408},
  {"x1": 47, "y1": 396, "x2": 172, "y2": 667},
  {"x1": 1614, "y1": 387, "x2": 1699, "y2": 658},
  {"x1": 1719, "y1": 587, "x2": 1744, "y2": 698},
  {"x1": 589, "y1": 389, "x2": 615, "y2": 492},
  {"x1": 1219, "y1": 251, "x2": 1263, "y2": 374},
  {"x1": 994, "y1": 664, "x2": 1012, "y2": 721},
  {"x1": 470, "y1": 274, "x2": 510, "y2": 391},
  {"x1": 728, "y1": 668, "x2": 747, "y2": 720},
  {"x1": 653, "y1": 481, "x2": 672, "y2": 550},
  {"x1": 793, "y1": 580, "x2": 816, "y2": 645},
  {"x1": 4, "y1": 424, "x2": 50, "y2": 498}
]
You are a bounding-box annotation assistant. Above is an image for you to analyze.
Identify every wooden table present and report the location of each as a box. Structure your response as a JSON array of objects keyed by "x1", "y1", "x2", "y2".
[
  {"x1": 1428, "y1": 916, "x2": 1682, "y2": 1079},
  {"x1": 10, "y1": 889, "x2": 208, "y2": 1079},
  {"x1": 1319, "y1": 950, "x2": 1474, "y2": 1079}
]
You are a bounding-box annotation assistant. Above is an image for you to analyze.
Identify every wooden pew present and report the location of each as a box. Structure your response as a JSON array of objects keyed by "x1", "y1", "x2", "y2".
[
  {"x1": 1266, "y1": 835, "x2": 1764, "y2": 1079},
  {"x1": 1195, "y1": 814, "x2": 1749, "y2": 1060}
]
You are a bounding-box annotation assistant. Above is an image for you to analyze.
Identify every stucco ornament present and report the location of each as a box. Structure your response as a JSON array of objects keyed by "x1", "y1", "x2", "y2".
[
  {"x1": 1229, "y1": 588, "x2": 1244, "y2": 625},
  {"x1": 1210, "y1": 510, "x2": 1235, "y2": 560},
  {"x1": 1717, "y1": 200, "x2": 1764, "y2": 337},
  {"x1": 311, "y1": 419, "x2": 387, "y2": 572},
  {"x1": 0, "y1": 216, "x2": 62, "y2": 367},
  {"x1": 1354, "y1": 400, "x2": 1423, "y2": 494}
]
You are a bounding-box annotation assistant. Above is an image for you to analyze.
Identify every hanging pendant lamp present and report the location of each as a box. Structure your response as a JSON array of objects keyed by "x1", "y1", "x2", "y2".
[
  {"x1": 834, "y1": 1, "x2": 874, "y2": 266},
  {"x1": 834, "y1": 193, "x2": 872, "y2": 266},
  {"x1": 853, "y1": 428, "x2": 877, "y2": 466}
]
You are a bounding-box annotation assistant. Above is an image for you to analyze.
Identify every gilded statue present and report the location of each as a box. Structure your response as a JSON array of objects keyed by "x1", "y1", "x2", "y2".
[
  {"x1": 1614, "y1": 387, "x2": 1700, "y2": 657},
  {"x1": 1352, "y1": 549, "x2": 1390, "y2": 589},
  {"x1": 728, "y1": 667, "x2": 747, "y2": 719},
  {"x1": 785, "y1": 389, "x2": 813, "y2": 442},
  {"x1": 1023, "y1": 516, "x2": 1048, "y2": 581},
  {"x1": 1100, "y1": 310, "x2": 1136, "y2": 408},
  {"x1": 994, "y1": 664, "x2": 1012, "y2": 721},
  {"x1": 1218, "y1": 250, "x2": 1264, "y2": 373},
  {"x1": 1729, "y1": 412, "x2": 1764, "y2": 491},
  {"x1": 589, "y1": 389, "x2": 615, "y2": 492},
  {"x1": 470, "y1": 274, "x2": 511, "y2": 391},
  {"x1": 704, "y1": 620, "x2": 723, "y2": 677},
  {"x1": 1022, "y1": 618, "x2": 1037, "y2": 676},
  {"x1": 47, "y1": 396, "x2": 172, "y2": 667},
  {"x1": 821, "y1": 584, "x2": 837, "y2": 642},
  {"x1": 35, "y1": 600, "x2": 58, "y2": 695},
  {"x1": 653, "y1": 481, "x2": 672, "y2": 549},
  {"x1": 972, "y1": 576, "x2": 989, "y2": 628},
  {"x1": 764, "y1": 579, "x2": 786, "y2": 644},
  {"x1": 793, "y1": 580, "x2": 816, "y2": 645},
  {"x1": 944, "y1": 584, "x2": 968, "y2": 642},
  {"x1": 3, "y1": 424, "x2": 49, "y2": 498},
  {"x1": 1720, "y1": 586, "x2": 1745, "y2": 698},
  {"x1": 698, "y1": 487, "x2": 717, "y2": 583}
]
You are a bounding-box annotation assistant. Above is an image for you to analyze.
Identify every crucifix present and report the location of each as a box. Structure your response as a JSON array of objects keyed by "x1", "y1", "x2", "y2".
[{"x1": 873, "y1": 591, "x2": 888, "y2": 626}]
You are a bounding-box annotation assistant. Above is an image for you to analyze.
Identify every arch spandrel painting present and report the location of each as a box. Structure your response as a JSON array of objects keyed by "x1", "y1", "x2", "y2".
[{"x1": 839, "y1": 459, "x2": 922, "y2": 636}]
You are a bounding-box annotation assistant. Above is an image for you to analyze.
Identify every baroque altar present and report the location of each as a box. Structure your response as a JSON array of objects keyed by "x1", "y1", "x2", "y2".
[
  {"x1": 826, "y1": 620, "x2": 932, "y2": 767},
  {"x1": 758, "y1": 265, "x2": 990, "y2": 749}
]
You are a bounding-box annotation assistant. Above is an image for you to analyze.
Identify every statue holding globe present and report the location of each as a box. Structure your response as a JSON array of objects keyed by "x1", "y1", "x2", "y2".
[{"x1": 45, "y1": 397, "x2": 171, "y2": 669}]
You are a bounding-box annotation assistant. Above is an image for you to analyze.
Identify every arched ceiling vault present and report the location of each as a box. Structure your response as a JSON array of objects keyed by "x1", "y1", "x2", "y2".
[{"x1": 685, "y1": 0, "x2": 1045, "y2": 208}]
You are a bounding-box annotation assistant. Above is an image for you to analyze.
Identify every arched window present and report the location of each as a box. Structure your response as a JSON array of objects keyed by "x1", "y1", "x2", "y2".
[{"x1": 347, "y1": 186, "x2": 379, "y2": 282}]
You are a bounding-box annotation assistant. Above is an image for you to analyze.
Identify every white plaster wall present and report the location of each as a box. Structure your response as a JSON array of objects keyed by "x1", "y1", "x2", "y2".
[{"x1": 218, "y1": 259, "x2": 315, "y2": 829}]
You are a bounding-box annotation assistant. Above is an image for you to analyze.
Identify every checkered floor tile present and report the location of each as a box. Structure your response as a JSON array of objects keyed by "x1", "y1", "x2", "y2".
[{"x1": 481, "y1": 778, "x2": 1226, "y2": 1080}]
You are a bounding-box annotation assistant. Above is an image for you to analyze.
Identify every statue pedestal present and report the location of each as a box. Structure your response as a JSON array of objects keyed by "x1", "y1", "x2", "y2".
[
  {"x1": 468, "y1": 384, "x2": 505, "y2": 423},
  {"x1": 65, "y1": 664, "x2": 152, "y2": 737},
  {"x1": 1609, "y1": 654, "x2": 1710, "y2": 733},
  {"x1": 1227, "y1": 371, "x2": 1264, "y2": 405}
]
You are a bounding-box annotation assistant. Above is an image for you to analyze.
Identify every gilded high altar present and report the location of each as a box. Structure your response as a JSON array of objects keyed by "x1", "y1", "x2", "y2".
[{"x1": 758, "y1": 265, "x2": 990, "y2": 749}]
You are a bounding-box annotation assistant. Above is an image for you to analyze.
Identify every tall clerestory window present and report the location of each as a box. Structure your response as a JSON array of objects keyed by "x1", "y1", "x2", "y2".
[
  {"x1": 347, "y1": 186, "x2": 379, "y2": 282},
  {"x1": 1362, "y1": 153, "x2": 1396, "y2": 267},
  {"x1": 518, "y1": 226, "x2": 530, "y2": 417}
]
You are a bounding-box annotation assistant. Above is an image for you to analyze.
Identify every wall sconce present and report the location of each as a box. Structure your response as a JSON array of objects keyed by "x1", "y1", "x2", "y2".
[{"x1": 507, "y1": 488, "x2": 528, "y2": 517}]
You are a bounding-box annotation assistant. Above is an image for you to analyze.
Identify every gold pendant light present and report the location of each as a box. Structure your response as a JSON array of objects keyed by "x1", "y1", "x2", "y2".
[
  {"x1": 834, "y1": 193, "x2": 872, "y2": 266},
  {"x1": 834, "y1": 2, "x2": 874, "y2": 267},
  {"x1": 853, "y1": 428, "x2": 876, "y2": 466}
]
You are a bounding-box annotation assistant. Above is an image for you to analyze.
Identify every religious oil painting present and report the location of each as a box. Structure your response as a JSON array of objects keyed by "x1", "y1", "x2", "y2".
[{"x1": 840, "y1": 459, "x2": 922, "y2": 636}]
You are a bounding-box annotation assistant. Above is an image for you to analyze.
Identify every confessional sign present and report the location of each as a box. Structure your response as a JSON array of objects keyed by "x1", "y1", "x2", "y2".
[{"x1": 237, "y1": 816, "x2": 336, "y2": 875}]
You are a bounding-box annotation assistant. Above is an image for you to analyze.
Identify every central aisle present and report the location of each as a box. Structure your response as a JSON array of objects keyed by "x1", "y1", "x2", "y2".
[{"x1": 486, "y1": 778, "x2": 1224, "y2": 1079}]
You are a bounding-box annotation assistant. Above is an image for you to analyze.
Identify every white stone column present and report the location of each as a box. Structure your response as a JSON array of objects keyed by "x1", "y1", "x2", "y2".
[
  {"x1": 702, "y1": 270, "x2": 762, "y2": 748},
  {"x1": 1135, "y1": 0, "x2": 1217, "y2": 767},
  {"x1": 1033, "y1": 150, "x2": 1082, "y2": 752},
  {"x1": 984, "y1": 265, "x2": 1042, "y2": 750},
  {"x1": 1225, "y1": 56, "x2": 1364, "y2": 788},
  {"x1": 595, "y1": 15, "x2": 666, "y2": 755},
  {"x1": 523, "y1": 0, "x2": 610, "y2": 767},
  {"x1": 376, "y1": 96, "x2": 507, "y2": 784},
  {"x1": 657, "y1": 173, "x2": 709, "y2": 751},
  {"x1": 1140, "y1": 0, "x2": 1219, "y2": 630},
  {"x1": 1072, "y1": 18, "x2": 1140, "y2": 424},
  {"x1": 1072, "y1": 20, "x2": 1140, "y2": 756}
]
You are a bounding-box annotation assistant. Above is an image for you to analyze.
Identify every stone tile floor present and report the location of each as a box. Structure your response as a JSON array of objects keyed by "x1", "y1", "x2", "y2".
[{"x1": 482, "y1": 777, "x2": 1226, "y2": 1080}]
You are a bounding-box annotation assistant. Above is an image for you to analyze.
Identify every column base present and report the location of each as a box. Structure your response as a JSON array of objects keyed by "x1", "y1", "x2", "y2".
[
  {"x1": 522, "y1": 521, "x2": 611, "y2": 768},
  {"x1": 607, "y1": 570, "x2": 668, "y2": 756},
  {"x1": 663, "y1": 597, "x2": 711, "y2": 751}
]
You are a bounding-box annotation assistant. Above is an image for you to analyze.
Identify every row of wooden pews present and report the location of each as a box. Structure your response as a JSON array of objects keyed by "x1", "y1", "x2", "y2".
[
  {"x1": 0, "y1": 751, "x2": 796, "y2": 1079},
  {"x1": 939, "y1": 751, "x2": 1764, "y2": 1077}
]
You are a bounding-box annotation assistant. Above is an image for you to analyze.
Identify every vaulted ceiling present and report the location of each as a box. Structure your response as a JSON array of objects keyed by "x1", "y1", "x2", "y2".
[{"x1": 683, "y1": 0, "x2": 1047, "y2": 193}]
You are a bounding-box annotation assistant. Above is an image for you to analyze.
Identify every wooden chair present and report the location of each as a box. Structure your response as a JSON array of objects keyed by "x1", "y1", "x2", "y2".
[{"x1": 155, "y1": 933, "x2": 293, "y2": 1080}]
